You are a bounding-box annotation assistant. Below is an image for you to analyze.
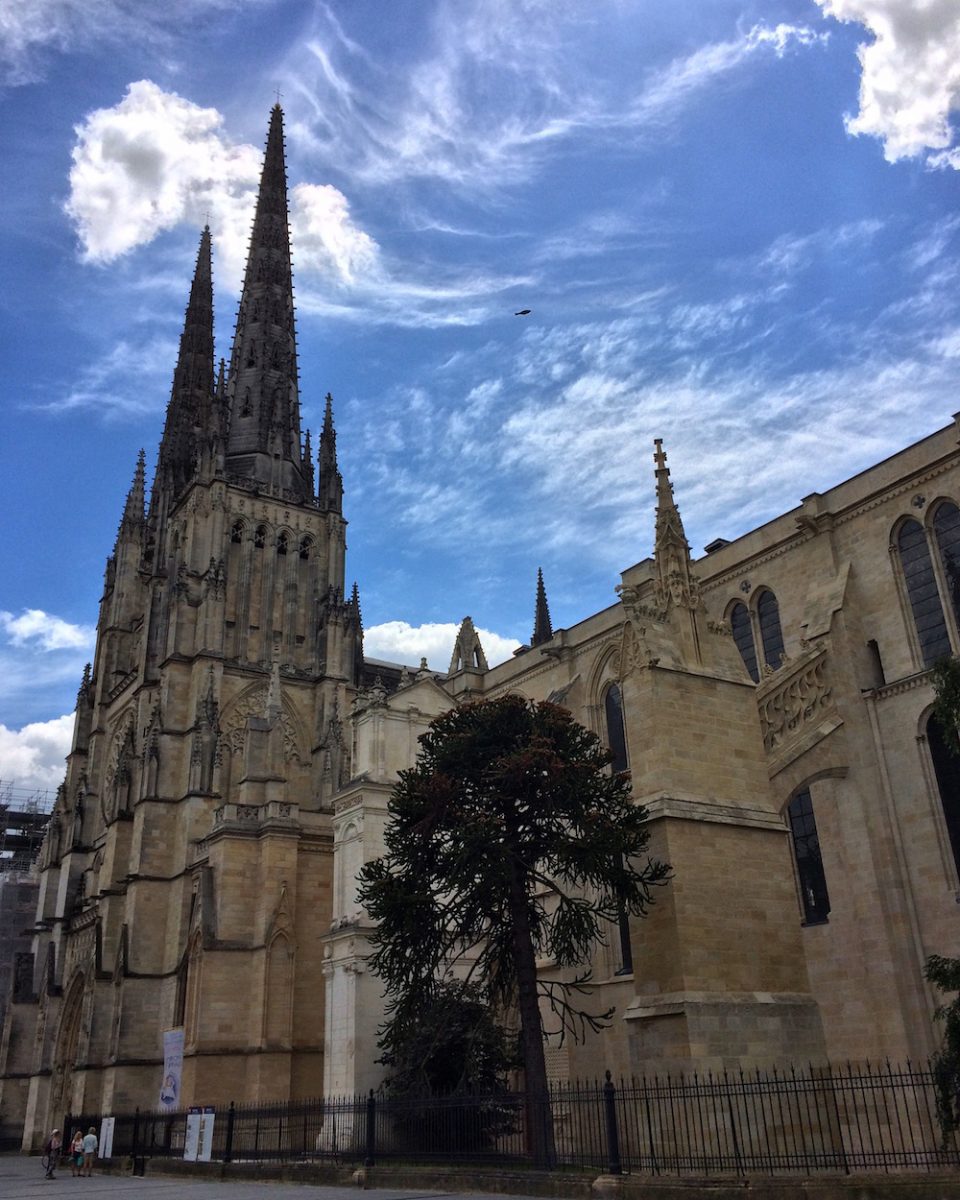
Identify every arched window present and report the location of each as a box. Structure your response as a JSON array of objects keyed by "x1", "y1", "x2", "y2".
[
  {"x1": 933, "y1": 502, "x2": 960, "y2": 626},
  {"x1": 604, "y1": 684, "x2": 628, "y2": 774},
  {"x1": 299, "y1": 537, "x2": 312, "y2": 561},
  {"x1": 926, "y1": 712, "x2": 960, "y2": 881},
  {"x1": 230, "y1": 521, "x2": 244, "y2": 544},
  {"x1": 276, "y1": 532, "x2": 288, "y2": 555},
  {"x1": 730, "y1": 601, "x2": 759, "y2": 682},
  {"x1": 254, "y1": 525, "x2": 267, "y2": 549},
  {"x1": 787, "y1": 787, "x2": 830, "y2": 925},
  {"x1": 756, "y1": 590, "x2": 785, "y2": 671},
  {"x1": 603, "y1": 683, "x2": 632, "y2": 974},
  {"x1": 897, "y1": 518, "x2": 950, "y2": 666}
]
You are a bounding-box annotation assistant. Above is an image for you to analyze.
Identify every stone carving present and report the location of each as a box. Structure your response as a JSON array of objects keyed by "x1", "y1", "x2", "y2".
[
  {"x1": 221, "y1": 685, "x2": 303, "y2": 764},
  {"x1": 757, "y1": 650, "x2": 832, "y2": 754}
]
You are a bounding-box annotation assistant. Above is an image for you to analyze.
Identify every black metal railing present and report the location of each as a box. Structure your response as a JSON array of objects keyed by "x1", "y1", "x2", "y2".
[{"x1": 63, "y1": 1060, "x2": 959, "y2": 1176}]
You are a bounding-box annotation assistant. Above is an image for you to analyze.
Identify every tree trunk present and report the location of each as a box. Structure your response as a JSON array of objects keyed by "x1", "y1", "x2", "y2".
[{"x1": 507, "y1": 865, "x2": 556, "y2": 1168}]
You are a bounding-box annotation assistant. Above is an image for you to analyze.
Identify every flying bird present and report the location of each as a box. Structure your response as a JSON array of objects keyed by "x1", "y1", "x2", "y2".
[{"x1": 514, "y1": 308, "x2": 531, "y2": 316}]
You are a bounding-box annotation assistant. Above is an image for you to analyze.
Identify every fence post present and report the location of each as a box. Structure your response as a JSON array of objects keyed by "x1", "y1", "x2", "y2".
[
  {"x1": 132, "y1": 1107, "x2": 140, "y2": 1158},
  {"x1": 365, "y1": 1090, "x2": 376, "y2": 1168},
  {"x1": 604, "y1": 1070, "x2": 622, "y2": 1175},
  {"x1": 223, "y1": 1101, "x2": 235, "y2": 1164}
]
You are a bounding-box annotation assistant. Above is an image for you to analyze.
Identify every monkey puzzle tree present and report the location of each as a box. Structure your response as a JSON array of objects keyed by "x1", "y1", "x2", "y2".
[{"x1": 357, "y1": 695, "x2": 670, "y2": 1166}]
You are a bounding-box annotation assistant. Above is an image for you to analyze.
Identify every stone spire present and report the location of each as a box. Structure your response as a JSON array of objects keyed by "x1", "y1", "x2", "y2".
[
  {"x1": 117, "y1": 450, "x2": 146, "y2": 542},
  {"x1": 652, "y1": 439, "x2": 700, "y2": 613},
  {"x1": 317, "y1": 393, "x2": 343, "y2": 512},
  {"x1": 303, "y1": 428, "x2": 315, "y2": 496},
  {"x1": 224, "y1": 105, "x2": 308, "y2": 500},
  {"x1": 449, "y1": 616, "x2": 489, "y2": 674},
  {"x1": 154, "y1": 227, "x2": 215, "y2": 503},
  {"x1": 531, "y1": 567, "x2": 553, "y2": 647}
]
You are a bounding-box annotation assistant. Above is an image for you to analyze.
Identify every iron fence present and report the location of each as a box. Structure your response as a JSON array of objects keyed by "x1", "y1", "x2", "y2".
[{"x1": 64, "y1": 1060, "x2": 959, "y2": 1176}]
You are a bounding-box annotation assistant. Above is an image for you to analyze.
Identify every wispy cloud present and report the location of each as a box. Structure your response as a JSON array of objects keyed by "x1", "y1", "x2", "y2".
[
  {"x1": 0, "y1": 0, "x2": 267, "y2": 87},
  {"x1": 814, "y1": 0, "x2": 960, "y2": 167},
  {"x1": 285, "y1": 7, "x2": 826, "y2": 191},
  {"x1": 0, "y1": 610, "x2": 93, "y2": 732}
]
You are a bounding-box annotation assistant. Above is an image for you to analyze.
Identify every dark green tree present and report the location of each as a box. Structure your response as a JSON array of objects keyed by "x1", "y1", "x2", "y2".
[
  {"x1": 357, "y1": 695, "x2": 670, "y2": 1166},
  {"x1": 924, "y1": 954, "x2": 960, "y2": 1143},
  {"x1": 378, "y1": 980, "x2": 518, "y2": 1153},
  {"x1": 931, "y1": 657, "x2": 960, "y2": 755}
]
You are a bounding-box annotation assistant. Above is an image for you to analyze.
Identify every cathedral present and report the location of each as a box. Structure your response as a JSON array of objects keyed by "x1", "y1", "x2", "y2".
[{"x1": 2, "y1": 106, "x2": 959, "y2": 1149}]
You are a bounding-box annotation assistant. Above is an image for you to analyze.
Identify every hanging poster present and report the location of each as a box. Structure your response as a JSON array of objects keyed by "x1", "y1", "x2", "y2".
[
  {"x1": 183, "y1": 1107, "x2": 215, "y2": 1162},
  {"x1": 99, "y1": 1116, "x2": 115, "y2": 1160},
  {"x1": 158, "y1": 1027, "x2": 184, "y2": 1109}
]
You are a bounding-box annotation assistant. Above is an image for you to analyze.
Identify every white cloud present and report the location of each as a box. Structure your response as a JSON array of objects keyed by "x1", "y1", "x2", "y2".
[
  {"x1": 293, "y1": 183, "x2": 381, "y2": 284},
  {"x1": 0, "y1": 610, "x2": 94, "y2": 652},
  {"x1": 0, "y1": 715, "x2": 74, "y2": 794},
  {"x1": 815, "y1": 0, "x2": 960, "y2": 166},
  {"x1": 365, "y1": 620, "x2": 520, "y2": 671},
  {"x1": 0, "y1": 0, "x2": 263, "y2": 87},
  {"x1": 65, "y1": 81, "x2": 263, "y2": 283},
  {"x1": 64, "y1": 82, "x2": 524, "y2": 324}
]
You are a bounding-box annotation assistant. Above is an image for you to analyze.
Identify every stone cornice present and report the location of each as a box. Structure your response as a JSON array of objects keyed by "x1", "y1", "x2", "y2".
[
  {"x1": 640, "y1": 793, "x2": 785, "y2": 833},
  {"x1": 864, "y1": 668, "x2": 933, "y2": 702}
]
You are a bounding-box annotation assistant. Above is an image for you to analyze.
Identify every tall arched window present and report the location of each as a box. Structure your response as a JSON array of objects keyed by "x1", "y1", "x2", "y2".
[
  {"x1": 787, "y1": 787, "x2": 830, "y2": 925},
  {"x1": 933, "y1": 502, "x2": 960, "y2": 626},
  {"x1": 603, "y1": 683, "x2": 632, "y2": 974},
  {"x1": 897, "y1": 518, "x2": 950, "y2": 665},
  {"x1": 604, "y1": 684, "x2": 628, "y2": 774},
  {"x1": 926, "y1": 712, "x2": 960, "y2": 881},
  {"x1": 756, "y1": 590, "x2": 785, "y2": 671},
  {"x1": 730, "y1": 601, "x2": 759, "y2": 682}
]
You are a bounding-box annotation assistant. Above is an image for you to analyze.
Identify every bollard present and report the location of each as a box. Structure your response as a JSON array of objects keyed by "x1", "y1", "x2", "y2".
[
  {"x1": 365, "y1": 1090, "x2": 376, "y2": 1167},
  {"x1": 223, "y1": 1100, "x2": 235, "y2": 1164},
  {"x1": 603, "y1": 1070, "x2": 622, "y2": 1176}
]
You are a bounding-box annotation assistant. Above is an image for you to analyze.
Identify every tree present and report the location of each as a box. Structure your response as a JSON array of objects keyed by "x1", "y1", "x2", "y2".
[
  {"x1": 378, "y1": 980, "x2": 518, "y2": 1153},
  {"x1": 931, "y1": 657, "x2": 960, "y2": 755},
  {"x1": 924, "y1": 955, "x2": 960, "y2": 1144},
  {"x1": 357, "y1": 695, "x2": 670, "y2": 1166}
]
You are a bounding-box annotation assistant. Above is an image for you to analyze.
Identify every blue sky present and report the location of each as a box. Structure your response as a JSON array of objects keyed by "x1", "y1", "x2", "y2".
[{"x1": 2, "y1": 0, "x2": 960, "y2": 794}]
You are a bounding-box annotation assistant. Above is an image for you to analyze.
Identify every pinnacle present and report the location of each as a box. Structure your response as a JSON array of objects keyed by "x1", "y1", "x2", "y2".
[
  {"x1": 531, "y1": 567, "x2": 553, "y2": 647},
  {"x1": 224, "y1": 105, "x2": 306, "y2": 499},
  {"x1": 153, "y1": 226, "x2": 216, "y2": 506}
]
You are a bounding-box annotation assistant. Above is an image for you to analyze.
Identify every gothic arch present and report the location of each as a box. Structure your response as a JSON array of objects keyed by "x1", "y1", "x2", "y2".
[
  {"x1": 50, "y1": 971, "x2": 86, "y2": 1123},
  {"x1": 263, "y1": 932, "x2": 294, "y2": 1048},
  {"x1": 103, "y1": 709, "x2": 137, "y2": 823},
  {"x1": 890, "y1": 513, "x2": 951, "y2": 667},
  {"x1": 184, "y1": 931, "x2": 203, "y2": 1049},
  {"x1": 585, "y1": 642, "x2": 622, "y2": 731},
  {"x1": 219, "y1": 680, "x2": 307, "y2": 767}
]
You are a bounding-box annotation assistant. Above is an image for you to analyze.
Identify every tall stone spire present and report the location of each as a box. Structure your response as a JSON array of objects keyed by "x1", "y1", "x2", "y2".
[
  {"x1": 225, "y1": 105, "x2": 308, "y2": 500},
  {"x1": 117, "y1": 450, "x2": 146, "y2": 541},
  {"x1": 154, "y1": 227, "x2": 215, "y2": 503},
  {"x1": 317, "y1": 393, "x2": 342, "y2": 512},
  {"x1": 652, "y1": 439, "x2": 700, "y2": 613},
  {"x1": 531, "y1": 567, "x2": 553, "y2": 646}
]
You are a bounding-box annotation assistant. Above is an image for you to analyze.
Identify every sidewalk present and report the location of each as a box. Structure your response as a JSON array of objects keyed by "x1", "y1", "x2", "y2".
[{"x1": 0, "y1": 1155, "x2": 550, "y2": 1200}]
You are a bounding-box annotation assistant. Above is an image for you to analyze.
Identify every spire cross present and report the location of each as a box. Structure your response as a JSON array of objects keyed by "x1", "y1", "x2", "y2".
[{"x1": 274, "y1": 87, "x2": 284, "y2": 106}]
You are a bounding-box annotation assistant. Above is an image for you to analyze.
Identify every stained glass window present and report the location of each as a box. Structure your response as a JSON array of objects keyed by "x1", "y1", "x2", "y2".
[{"x1": 788, "y1": 787, "x2": 830, "y2": 924}]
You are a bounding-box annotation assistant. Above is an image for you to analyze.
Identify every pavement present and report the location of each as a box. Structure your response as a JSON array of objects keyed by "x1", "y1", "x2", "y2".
[{"x1": 0, "y1": 1156, "x2": 553, "y2": 1200}]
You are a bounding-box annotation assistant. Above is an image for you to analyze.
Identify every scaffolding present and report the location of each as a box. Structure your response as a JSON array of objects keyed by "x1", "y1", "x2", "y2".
[{"x1": 0, "y1": 782, "x2": 53, "y2": 873}]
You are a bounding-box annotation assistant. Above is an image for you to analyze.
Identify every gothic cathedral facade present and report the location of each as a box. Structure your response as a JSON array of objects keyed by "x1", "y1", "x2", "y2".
[{"x1": 2, "y1": 107, "x2": 959, "y2": 1147}]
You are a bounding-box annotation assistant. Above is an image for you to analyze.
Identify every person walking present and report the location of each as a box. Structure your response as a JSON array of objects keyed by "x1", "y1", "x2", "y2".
[
  {"x1": 81, "y1": 1126, "x2": 98, "y2": 1177},
  {"x1": 42, "y1": 1128, "x2": 61, "y2": 1179},
  {"x1": 70, "y1": 1130, "x2": 84, "y2": 1177}
]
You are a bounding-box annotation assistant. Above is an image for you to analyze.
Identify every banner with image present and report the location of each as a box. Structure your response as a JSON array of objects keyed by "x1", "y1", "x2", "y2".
[{"x1": 159, "y1": 1027, "x2": 184, "y2": 1110}]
